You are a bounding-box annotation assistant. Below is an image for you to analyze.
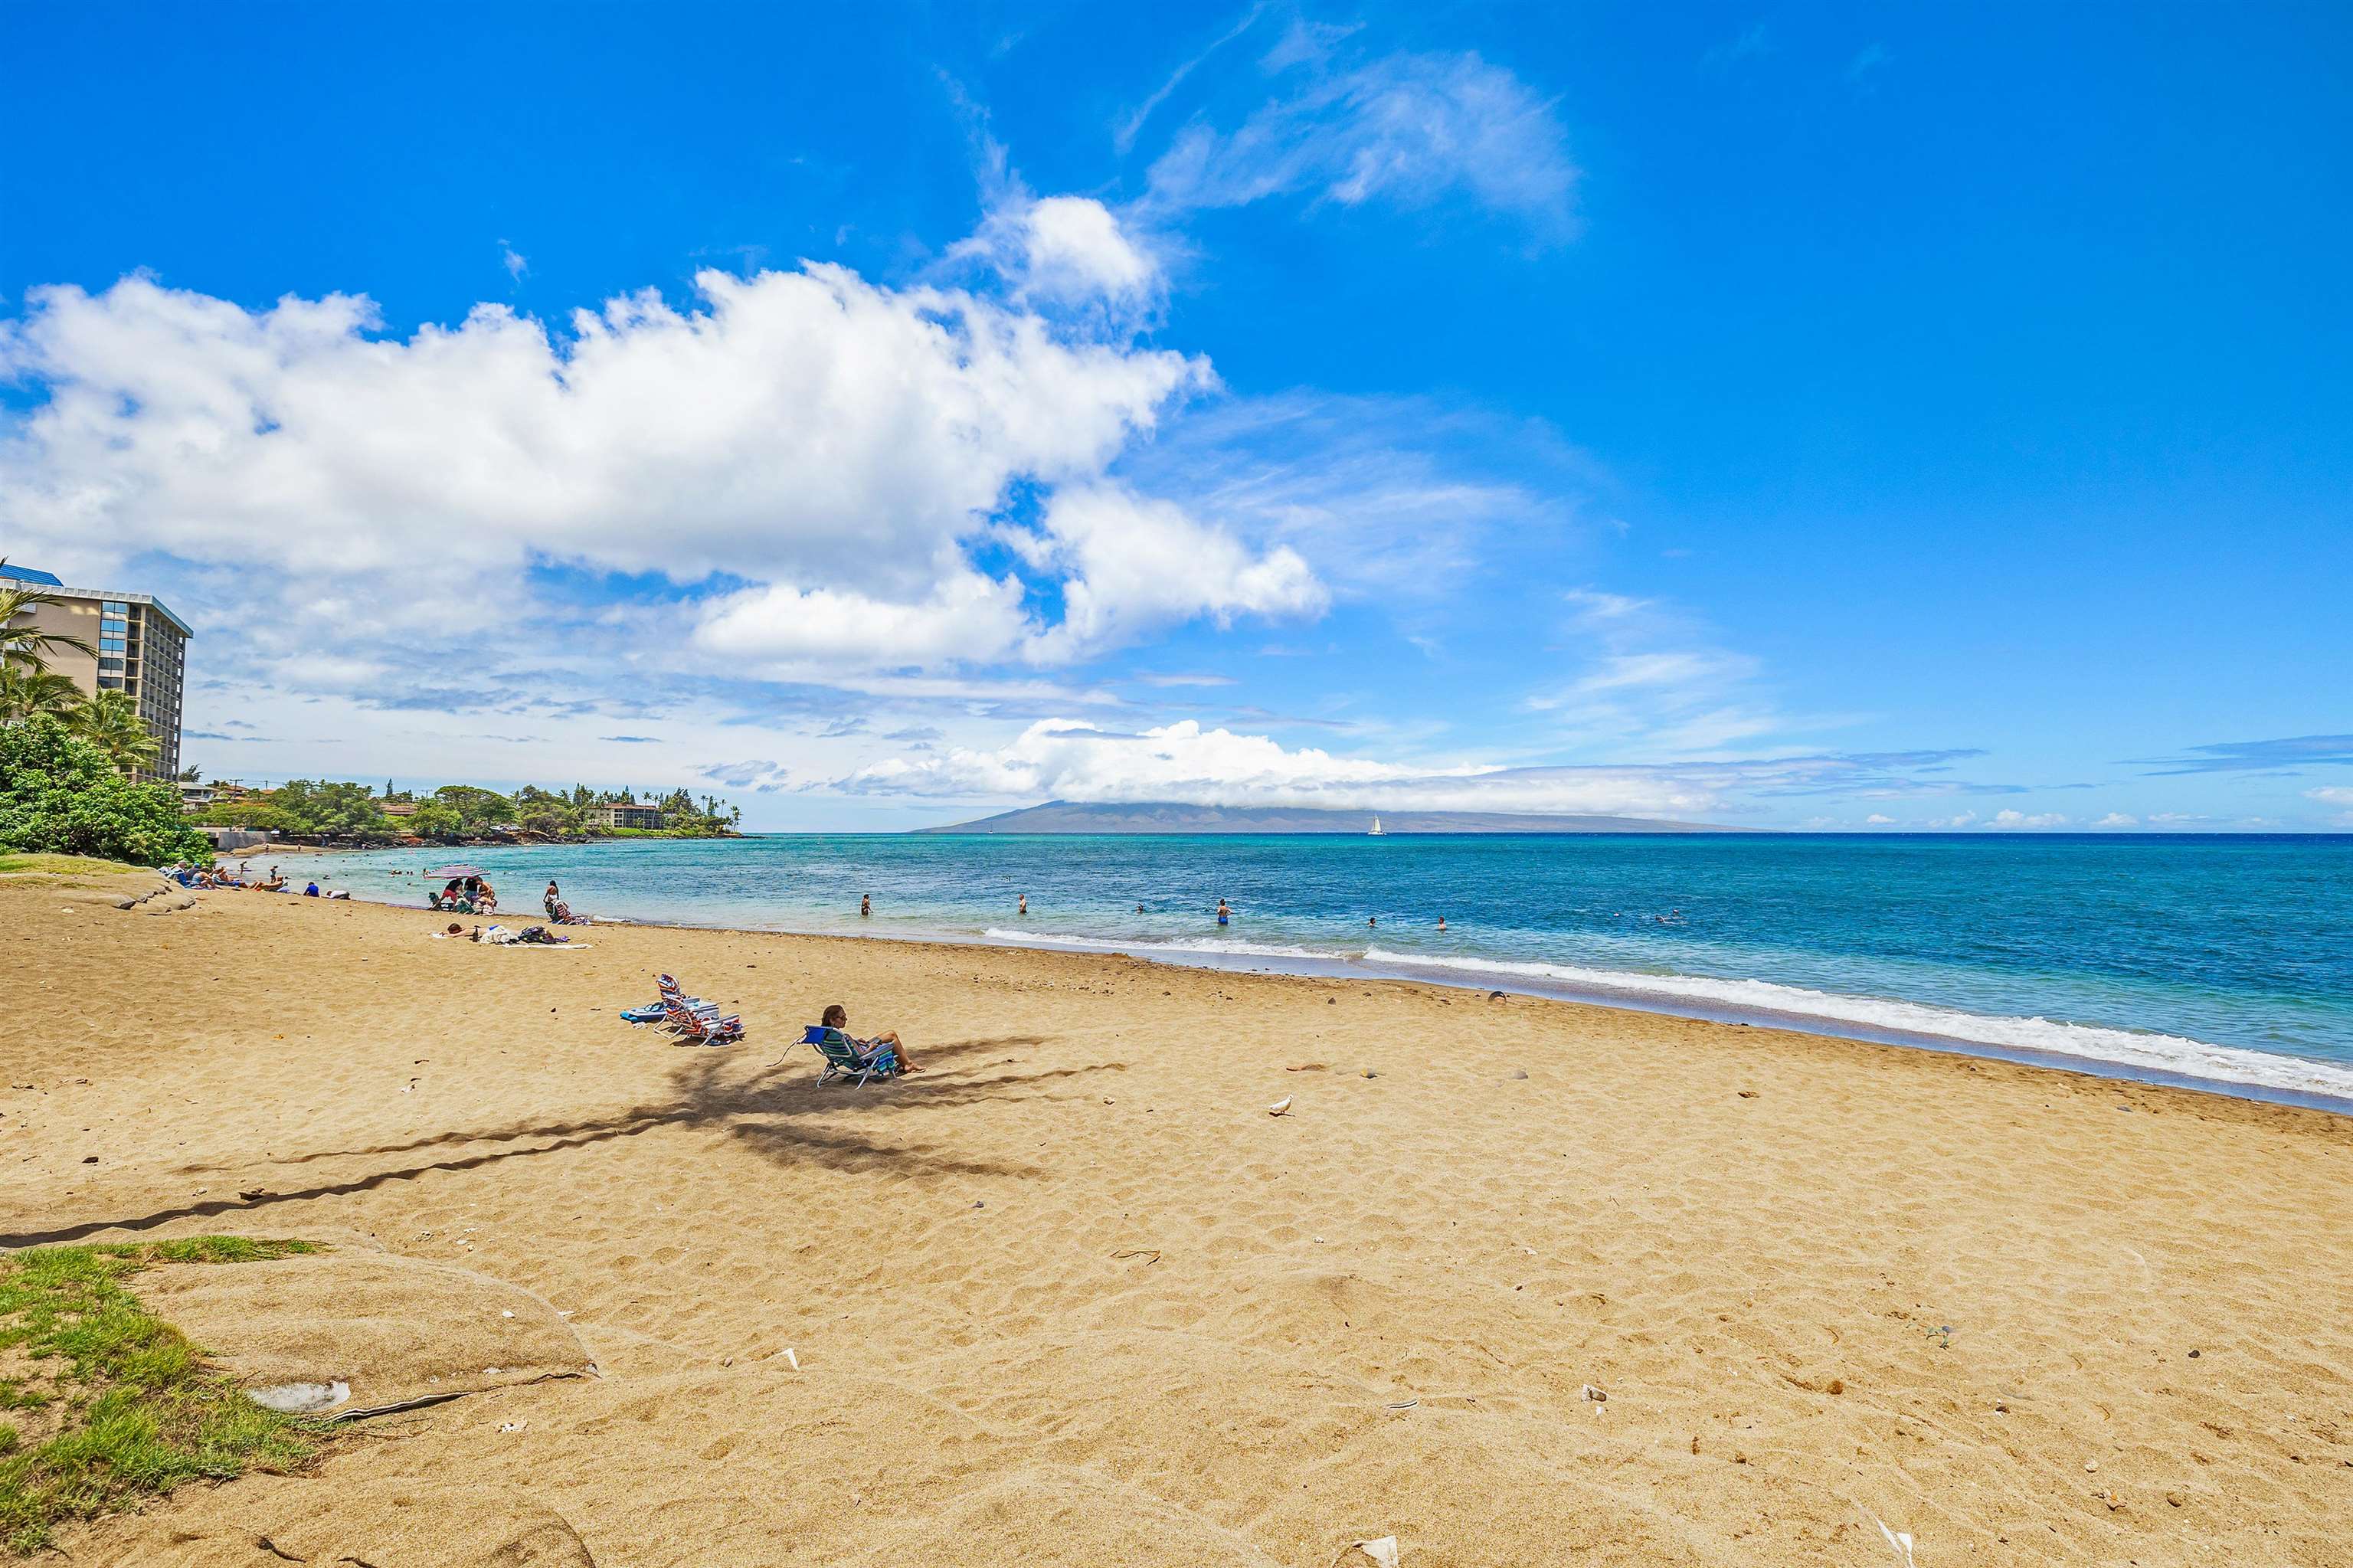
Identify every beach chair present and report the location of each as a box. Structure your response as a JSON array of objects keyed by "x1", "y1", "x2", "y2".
[
  {"x1": 655, "y1": 974, "x2": 742, "y2": 1043},
  {"x1": 671, "y1": 1004, "x2": 744, "y2": 1046},
  {"x1": 803, "y1": 1026, "x2": 901, "y2": 1087}
]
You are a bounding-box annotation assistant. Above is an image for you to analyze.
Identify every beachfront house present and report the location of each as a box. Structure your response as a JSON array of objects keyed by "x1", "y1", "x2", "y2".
[{"x1": 591, "y1": 800, "x2": 664, "y2": 830}]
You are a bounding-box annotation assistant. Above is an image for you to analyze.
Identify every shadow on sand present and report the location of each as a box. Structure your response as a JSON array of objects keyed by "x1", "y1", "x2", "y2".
[{"x1": 4, "y1": 1036, "x2": 1115, "y2": 1249}]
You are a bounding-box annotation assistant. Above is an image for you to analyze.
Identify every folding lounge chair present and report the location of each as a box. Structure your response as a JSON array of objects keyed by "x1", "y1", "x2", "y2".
[
  {"x1": 803, "y1": 1026, "x2": 901, "y2": 1086},
  {"x1": 672, "y1": 1005, "x2": 743, "y2": 1046},
  {"x1": 663, "y1": 991, "x2": 742, "y2": 1043},
  {"x1": 655, "y1": 974, "x2": 742, "y2": 1043}
]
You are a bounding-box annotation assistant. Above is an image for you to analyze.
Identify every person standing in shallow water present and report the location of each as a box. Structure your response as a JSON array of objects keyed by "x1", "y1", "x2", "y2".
[
  {"x1": 1018, "y1": 893, "x2": 1028, "y2": 916},
  {"x1": 1216, "y1": 899, "x2": 1230, "y2": 927},
  {"x1": 860, "y1": 893, "x2": 871, "y2": 918}
]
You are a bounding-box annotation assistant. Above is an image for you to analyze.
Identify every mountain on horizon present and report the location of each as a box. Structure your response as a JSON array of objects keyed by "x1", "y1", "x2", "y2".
[{"x1": 915, "y1": 800, "x2": 1744, "y2": 835}]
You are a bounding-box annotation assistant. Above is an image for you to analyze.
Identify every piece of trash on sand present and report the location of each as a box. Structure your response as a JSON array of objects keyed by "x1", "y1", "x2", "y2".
[
  {"x1": 499, "y1": 1420, "x2": 527, "y2": 1433},
  {"x1": 247, "y1": 1380, "x2": 349, "y2": 1414},
  {"x1": 1870, "y1": 1515, "x2": 1916, "y2": 1568},
  {"x1": 783, "y1": 1347, "x2": 800, "y2": 1371},
  {"x1": 1354, "y1": 1538, "x2": 1401, "y2": 1567},
  {"x1": 1269, "y1": 1096, "x2": 1293, "y2": 1116},
  {"x1": 1582, "y1": 1385, "x2": 1606, "y2": 1402},
  {"x1": 1385, "y1": 1399, "x2": 1418, "y2": 1412}
]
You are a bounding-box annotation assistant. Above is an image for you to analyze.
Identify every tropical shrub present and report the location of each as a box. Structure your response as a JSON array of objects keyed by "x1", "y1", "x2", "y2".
[{"x1": 0, "y1": 718, "x2": 212, "y2": 866}]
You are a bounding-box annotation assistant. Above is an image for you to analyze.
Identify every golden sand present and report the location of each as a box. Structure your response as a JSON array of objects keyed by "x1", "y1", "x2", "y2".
[{"x1": 5, "y1": 875, "x2": 2350, "y2": 1565}]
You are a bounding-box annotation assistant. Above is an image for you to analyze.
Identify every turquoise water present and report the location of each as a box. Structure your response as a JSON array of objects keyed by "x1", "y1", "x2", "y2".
[{"x1": 297, "y1": 833, "x2": 2353, "y2": 1107}]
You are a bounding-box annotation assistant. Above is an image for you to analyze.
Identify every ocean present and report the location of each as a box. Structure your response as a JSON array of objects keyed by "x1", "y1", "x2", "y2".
[{"x1": 294, "y1": 833, "x2": 2353, "y2": 1109}]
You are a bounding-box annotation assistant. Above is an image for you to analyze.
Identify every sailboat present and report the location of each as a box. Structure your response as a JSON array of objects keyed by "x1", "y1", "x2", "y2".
[{"x1": 1367, "y1": 813, "x2": 1386, "y2": 836}]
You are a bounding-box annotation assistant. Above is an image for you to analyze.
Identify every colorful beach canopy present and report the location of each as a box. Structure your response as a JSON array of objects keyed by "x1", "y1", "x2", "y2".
[{"x1": 424, "y1": 865, "x2": 484, "y2": 879}]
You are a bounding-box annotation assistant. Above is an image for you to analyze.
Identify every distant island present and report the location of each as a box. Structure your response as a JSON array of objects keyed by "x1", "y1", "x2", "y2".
[{"x1": 918, "y1": 800, "x2": 1744, "y2": 834}]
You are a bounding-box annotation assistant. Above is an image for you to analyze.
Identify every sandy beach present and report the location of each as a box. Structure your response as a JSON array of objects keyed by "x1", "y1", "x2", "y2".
[{"x1": 6, "y1": 869, "x2": 2350, "y2": 1566}]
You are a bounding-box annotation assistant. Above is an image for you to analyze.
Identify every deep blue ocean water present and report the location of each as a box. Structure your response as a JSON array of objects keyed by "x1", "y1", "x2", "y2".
[{"x1": 297, "y1": 833, "x2": 2353, "y2": 1107}]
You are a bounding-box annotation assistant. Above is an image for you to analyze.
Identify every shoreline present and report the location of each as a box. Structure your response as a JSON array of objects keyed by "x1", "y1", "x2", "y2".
[
  {"x1": 12, "y1": 870, "x2": 2353, "y2": 1563},
  {"x1": 290, "y1": 856, "x2": 2353, "y2": 1118}
]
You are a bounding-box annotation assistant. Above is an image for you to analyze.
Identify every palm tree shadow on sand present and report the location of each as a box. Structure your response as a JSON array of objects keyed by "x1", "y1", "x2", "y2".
[{"x1": 6, "y1": 1036, "x2": 1117, "y2": 1249}]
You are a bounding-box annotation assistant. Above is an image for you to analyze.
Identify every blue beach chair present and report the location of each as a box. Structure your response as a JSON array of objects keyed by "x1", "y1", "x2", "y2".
[{"x1": 802, "y1": 1026, "x2": 902, "y2": 1087}]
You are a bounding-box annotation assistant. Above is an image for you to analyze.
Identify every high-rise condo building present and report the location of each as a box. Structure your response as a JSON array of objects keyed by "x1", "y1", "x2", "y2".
[{"x1": 1, "y1": 564, "x2": 192, "y2": 779}]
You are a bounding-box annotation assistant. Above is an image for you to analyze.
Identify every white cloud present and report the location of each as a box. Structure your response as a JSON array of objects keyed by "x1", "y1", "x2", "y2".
[
  {"x1": 833, "y1": 718, "x2": 1723, "y2": 817},
  {"x1": 1114, "y1": 5, "x2": 1269, "y2": 155},
  {"x1": 500, "y1": 241, "x2": 529, "y2": 280},
  {"x1": 1526, "y1": 589, "x2": 1786, "y2": 755},
  {"x1": 692, "y1": 571, "x2": 1032, "y2": 673},
  {"x1": 1024, "y1": 485, "x2": 1324, "y2": 661},
  {"x1": 1141, "y1": 46, "x2": 1577, "y2": 237},
  {"x1": 2305, "y1": 787, "x2": 2353, "y2": 805},
  {"x1": 1986, "y1": 810, "x2": 2070, "y2": 830},
  {"x1": 1019, "y1": 196, "x2": 1162, "y2": 301},
  {"x1": 1113, "y1": 391, "x2": 1590, "y2": 601},
  {"x1": 1865, "y1": 813, "x2": 1895, "y2": 825},
  {"x1": 2093, "y1": 812, "x2": 2140, "y2": 828},
  {"x1": 954, "y1": 194, "x2": 1164, "y2": 310},
  {"x1": 0, "y1": 257, "x2": 1318, "y2": 678}
]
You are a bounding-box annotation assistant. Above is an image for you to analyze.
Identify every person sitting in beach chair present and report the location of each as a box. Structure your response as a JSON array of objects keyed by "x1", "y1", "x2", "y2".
[{"x1": 803, "y1": 1003, "x2": 921, "y2": 1085}]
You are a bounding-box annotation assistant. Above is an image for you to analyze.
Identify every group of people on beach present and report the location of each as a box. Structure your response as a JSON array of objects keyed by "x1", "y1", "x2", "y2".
[
  {"x1": 171, "y1": 862, "x2": 341, "y2": 899},
  {"x1": 430, "y1": 875, "x2": 497, "y2": 914}
]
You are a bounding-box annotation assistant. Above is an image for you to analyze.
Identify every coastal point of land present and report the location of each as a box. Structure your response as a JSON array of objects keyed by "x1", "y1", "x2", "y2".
[{"x1": 6, "y1": 872, "x2": 2349, "y2": 1565}]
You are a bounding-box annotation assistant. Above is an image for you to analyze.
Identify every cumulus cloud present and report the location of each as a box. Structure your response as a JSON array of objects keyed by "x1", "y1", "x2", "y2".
[
  {"x1": 1141, "y1": 42, "x2": 1577, "y2": 237},
  {"x1": 2094, "y1": 812, "x2": 2139, "y2": 828},
  {"x1": 1986, "y1": 810, "x2": 2070, "y2": 830},
  {"x1": 1022, "y1": 486, "x2": 1324, "y2": 660},
  {"x1": 0, "y1": 256, "x2": 1318, "y2": 681},
  {"x1": 1864, "y1": 813, "x2": 1895, "y2": 826},
  {"x1": 1019, "y1": 195, "x2": 1163, "y2": 301},
  {"x1": 954, "y1": 194, "x2": 1164, "y2": 310},
  {"x1": 2305, "y1": 787, "x2": 2353, "y2": 805}
]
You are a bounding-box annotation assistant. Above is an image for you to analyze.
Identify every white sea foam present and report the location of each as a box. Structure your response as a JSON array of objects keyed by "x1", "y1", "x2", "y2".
[
  {"x1": 1358, "y1": 948, "x2": 2353, "y2": 1102},
  {"x1": 980, "y1": 928, "x2": 1331, "y2": 962}
]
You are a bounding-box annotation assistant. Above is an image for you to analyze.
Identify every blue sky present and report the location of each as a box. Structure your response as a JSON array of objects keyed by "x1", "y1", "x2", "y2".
[{"x1": 3, "y1": 2, "x2": 2348, "y2": 830}]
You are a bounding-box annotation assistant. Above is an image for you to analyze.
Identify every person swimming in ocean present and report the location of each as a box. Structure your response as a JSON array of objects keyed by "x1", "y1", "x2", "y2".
[
  {"x1": 1216, "y1": 898, "x2": 1230, "y2": 927},
  {"x1": 1018, "y1": 893, "x2": 1028, "y2": 916},
  {"x1": 1368, "y1": 915, "x2": 1378, "y2": 928},
  {"x1": 1437, "y1": 915, "x2": 1447, "y2": 931},
  {"x1": 860, "y1": 892, "x2": 872, "y2": 918}
]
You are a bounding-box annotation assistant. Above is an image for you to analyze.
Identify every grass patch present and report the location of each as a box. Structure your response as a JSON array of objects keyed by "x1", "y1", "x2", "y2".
[
  {"x1": 0, "y1": 1238, "x2": 322, "y2": 1555},
  {"x1": 0, "y1": 853, "x2": 146, "y2": 882}
]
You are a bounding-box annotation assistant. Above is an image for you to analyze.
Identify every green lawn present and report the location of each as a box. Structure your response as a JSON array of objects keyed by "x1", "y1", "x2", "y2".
[{"x1": 0, "y1": 1238, "x2": 322, "y2": 1555}]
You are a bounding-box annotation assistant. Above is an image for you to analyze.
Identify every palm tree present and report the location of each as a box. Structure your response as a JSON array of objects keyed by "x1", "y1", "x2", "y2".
[
  {"x1": 0, "y1": 560, "x2": 97, "y2": 671},
  {"x1": 0, "y1": 661, "x2": 84, "y2": 722},
  {"x1": 69, "y1": 689, "x2": 159, "y2": 775}
]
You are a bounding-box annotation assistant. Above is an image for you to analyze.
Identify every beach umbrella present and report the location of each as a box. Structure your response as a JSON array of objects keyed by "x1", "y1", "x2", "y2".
[{"x1": 424, "y1": 864, "x2": 484, "y2": 879}]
